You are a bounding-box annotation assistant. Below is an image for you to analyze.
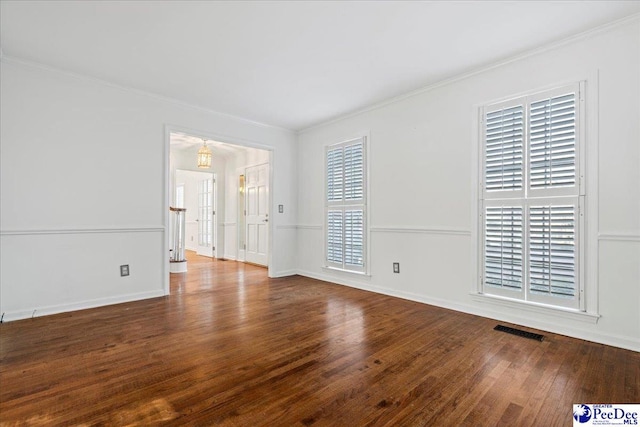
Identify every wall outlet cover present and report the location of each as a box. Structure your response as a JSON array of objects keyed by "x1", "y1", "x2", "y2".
[
  {"x1": 120, "y1": 265, "x2": 130, "y2": 276},
  {"x1": 393, "y1": 262, "x2": 400, "y2": 273}
]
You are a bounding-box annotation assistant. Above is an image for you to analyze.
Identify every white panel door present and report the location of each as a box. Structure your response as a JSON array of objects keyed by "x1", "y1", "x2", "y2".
[
  {"x1": 197, "y1": 176, "x2": 216, "y2": 257},
  {"x1": 245, "y1": 164, "x2": 269, "y2": 266}
]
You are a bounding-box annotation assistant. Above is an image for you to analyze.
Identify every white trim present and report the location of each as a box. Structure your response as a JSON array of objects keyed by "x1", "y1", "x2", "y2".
[
  {"x1": 295, "y1": 269, "x2": 638, "y2": 352},
  {"x1": 0, "y1": 226, "x2": 164, "y2": 236},
  {"x1": 223, "y1": 222, "x2": 237, "y2": 227},
  {"x1": 275, "y1": 225, "x2": 298, "y2": 230},
  {"x1": 1, "y1": 55, "x2": 291, "y2": 132},
  {"x1": 0, "y1": 290, "x2": 165, "y2": 323},
  {"x1": 270, "y1": 269, "x2": 298, "y2": 278},
  {"x1": 584, "y1": 70, "x2": 599, "y2": 316},
  {"x1": 598, "y1": 233, "x2": 640, "y2": 242},
  {"x1": 301, "y1": 269, "x2": 372, "y2": 287},
  {"x1": 469, "y1": 292, "x2": 599, "y2": 323},
  {"x1": 297, "y1": 225, "x2": 322, "y2": 230},
  {"x1": 471, "y1": 107, "x2": 482, "y2": 295},
  {"x1": 322, "y1": 266, "x2": 371, "y2": 278},
  {"x1": 370, "y1": 226, "x2": 471, "y2": 236},
  {"x1": 267, "y1": 153, "x2": 275, "y2": 278},
  {"x1": 164, "y1": 126, "x2": 171, "y2": 296},
  {"x1": 299, "y1": 14, "x2": 640, "y2": 134}
]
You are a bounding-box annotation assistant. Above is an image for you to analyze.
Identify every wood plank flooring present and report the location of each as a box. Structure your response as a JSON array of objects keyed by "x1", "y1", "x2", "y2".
[{"x1": 1, "y1": 251, "x2": 638, "y2": 426}]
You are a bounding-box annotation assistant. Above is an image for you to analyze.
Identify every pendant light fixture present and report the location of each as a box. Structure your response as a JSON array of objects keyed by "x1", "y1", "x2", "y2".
[{"x1": 197, "y1": 139, "x2": 212, "y2": 168}]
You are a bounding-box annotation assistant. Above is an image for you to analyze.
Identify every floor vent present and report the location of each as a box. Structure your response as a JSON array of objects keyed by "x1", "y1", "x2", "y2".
[{"x1": 494, "y1": 325, "x2": 544, "y2": 342}]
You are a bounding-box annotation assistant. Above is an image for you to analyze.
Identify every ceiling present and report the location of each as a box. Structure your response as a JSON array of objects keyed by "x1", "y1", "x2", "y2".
[{"x1": 1, "y1": 1, "x2": 639, "y2": 131}]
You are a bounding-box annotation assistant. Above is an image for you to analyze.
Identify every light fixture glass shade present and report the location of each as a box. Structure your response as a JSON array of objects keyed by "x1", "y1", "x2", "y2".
[{"x1": 197, "y1": 141, "x2": 212, "y2": 168}]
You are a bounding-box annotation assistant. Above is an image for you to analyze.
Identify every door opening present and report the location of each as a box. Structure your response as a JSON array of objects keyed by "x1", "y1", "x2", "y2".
[
  {"x1": 197, "y1": 175, "x2": 216, "y2": 257},
  {"x1": 167, "y1": 130, "x2": 272, "y2": 291},
  {"x1": 174, "y1": 169, "x2": 216, "y2": 258}
]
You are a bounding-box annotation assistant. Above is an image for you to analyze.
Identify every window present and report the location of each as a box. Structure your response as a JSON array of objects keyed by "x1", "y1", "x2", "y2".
[
  {"x1": 325, "y1": 137, "x2": 367, "y2": 273},
  {"x1": 480, "y1": 83, "x2": 584, "y2": 310}
]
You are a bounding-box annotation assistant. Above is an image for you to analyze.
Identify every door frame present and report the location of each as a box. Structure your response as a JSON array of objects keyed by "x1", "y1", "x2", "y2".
[
  {"x1": 237, "y1": 171, "x2": 246, "y2": 262},
  {"x1": 164, "y1": 125, "x2": 274, "y2": 295}
]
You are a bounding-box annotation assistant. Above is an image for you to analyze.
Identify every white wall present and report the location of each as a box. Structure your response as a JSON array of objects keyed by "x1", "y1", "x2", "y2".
[
  {"x1": 296, "y1": 18, "x2": 640, "y2": 351},
  {"x1": 0, "y1": 57, "x2": 297, "y2": 320}
]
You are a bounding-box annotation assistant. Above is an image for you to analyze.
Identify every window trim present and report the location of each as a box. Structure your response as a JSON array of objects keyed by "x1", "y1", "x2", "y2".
[
  {"x1": 323, "y1": 135, "x2": 369, "y2": 275},
  {"x1": 474, "y1": 80, "x2": 596, "y2": 315}
]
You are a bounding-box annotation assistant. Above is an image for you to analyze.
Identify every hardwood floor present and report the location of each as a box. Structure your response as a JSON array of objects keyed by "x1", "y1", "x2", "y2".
[{"x1": 1, "y1": 252, "x2": 638, "y2": 426}]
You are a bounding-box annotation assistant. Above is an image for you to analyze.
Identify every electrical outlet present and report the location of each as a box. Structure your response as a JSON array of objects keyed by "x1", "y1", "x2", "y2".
[
  {"x1": 393, "y1": 262, "x2": 400, "y2": 273},
  {"x1": 278, "y1": 204, "x2": 284, "y2": 213},
  {"x1": 120, "y1": 265, "x2": 130, "y2": 277}
]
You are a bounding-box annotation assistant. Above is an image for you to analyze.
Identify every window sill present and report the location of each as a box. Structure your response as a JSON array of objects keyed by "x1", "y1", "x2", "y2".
[{"x1": 470, "y1": 292, "x2": 600, "y2": 324}]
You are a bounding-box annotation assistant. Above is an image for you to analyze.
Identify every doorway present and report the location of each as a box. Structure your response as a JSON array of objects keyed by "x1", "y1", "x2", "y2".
[
  {"x1": 167, "y1": 130, "x2": 272, "y2": 288},
  {"x1": 196, "y1": 175, "x2": 216, "y2": 257},
  {"x1": 174, "y1": 169, "x2": 217, "y2": 258}
]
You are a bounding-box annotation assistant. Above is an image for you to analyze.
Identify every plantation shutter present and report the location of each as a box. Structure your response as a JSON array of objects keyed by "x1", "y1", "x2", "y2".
[
  {"x1": 327, "y1": 147, "x2": 343, "y2": 202},
  {"x1": 327, "y1": 210, "x2": 343, "y2": 264},
  {"x1": 481, "y1": 83, "x2": 582, "y2": 310},
  {"x1": 484, "y1": 206, "x2": 523, "y2": 292},
  {"x1": 484, "y1": 105, "x2": 524, "y2": 193},
  {"x1": 344, "y1": 209, "x2": 364, "y2": 266},
  {"x1": 529, "y1": 92, "x2": 576, "y2": 190},
  {"x1": 325, "y1": 137, "x2": 366, "y2": 272},
  {"x1": 344, "y1": 143, "x2": 364, "y2": 201},
  {"x1": 529, "y1": 204, "x2": 576, "y2": 298}
]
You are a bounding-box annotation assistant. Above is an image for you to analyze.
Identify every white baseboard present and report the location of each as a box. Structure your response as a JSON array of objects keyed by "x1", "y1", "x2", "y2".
[
  {"x1": 270, "y1": 269, "x2": 297, "y2": 278},
  {"x1": 1, "y1": 289, "x2": 165, "y2": 323},
  {"x1": 295, "y1": 269, "x2": 640, "y2": 352}
]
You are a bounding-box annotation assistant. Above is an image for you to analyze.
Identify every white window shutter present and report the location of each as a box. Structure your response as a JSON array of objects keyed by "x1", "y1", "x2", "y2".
[
  {"x1": 327, "y1": 147, "x2": 344, "y2": 202},
  {"x1": 344, "y1": 209, "x2": 364, "y2": 267},
  {"x1": 529, "y1": 92, "x2": 577, "y2": 190},
  {"x1": 485, "y1": 105, "x2": 524, "y2": 192},
  {"x1": 325, "y1": 137, "x2": 367, "y2": 272},
  {"x1": 327, "y1": 210, "x2": 343, "y2": 264},
  {"x1": 484, "y1": 206, "x2": 523, "y2": 291},
  {"x1": 344, "y1": 142, "x2": 364, "y2": 201},
  {"x1": 529, "y1": 204, "x2": 576, "y2": 298},
  {"x1": 480, "y1": 83, "x2": 582, "y2": 310}
]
